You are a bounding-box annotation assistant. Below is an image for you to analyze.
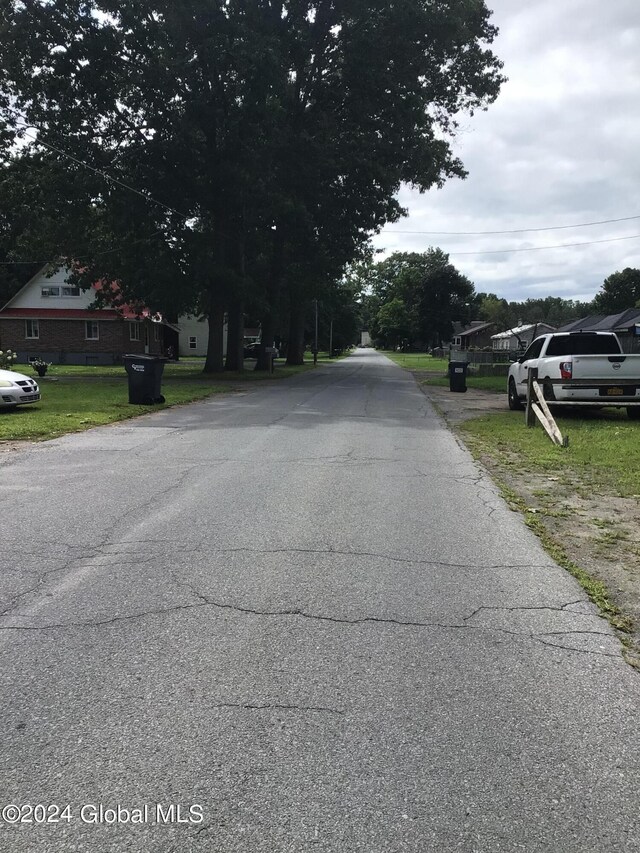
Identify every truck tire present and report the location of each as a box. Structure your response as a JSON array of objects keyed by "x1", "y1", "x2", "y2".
[
  {"x1": 542, "y1": 380, "x2": 555, "y2": 402},
  {"x1": 508, "y1": 378, "x2": 523, "y2": 411},
  {"x1": 627, "y1": 408, "x2": 640, "y2": 420}
]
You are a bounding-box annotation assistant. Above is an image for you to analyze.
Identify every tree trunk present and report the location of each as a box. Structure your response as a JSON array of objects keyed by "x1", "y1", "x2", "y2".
[
  {"x1": 225, "y1": 301, "x2": 245, "y2": 371},
  {"x1": 203, "y1": 305, "x2": 225, "y2": 373},
  {"x1": 255, "y1": 229, "x2": 284, "y2": 371},
  {"x1": 286, "y1": 303, "x2": 305, "y2": 365},
  {"x1": 254, "y1": 314, "x2": 274, "y2": 371}
]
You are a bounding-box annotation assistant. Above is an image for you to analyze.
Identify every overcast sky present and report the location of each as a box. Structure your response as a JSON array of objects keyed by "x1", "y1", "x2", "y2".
[{"x1": 371, "y1": 0, "x2": 640, "y2": 304}]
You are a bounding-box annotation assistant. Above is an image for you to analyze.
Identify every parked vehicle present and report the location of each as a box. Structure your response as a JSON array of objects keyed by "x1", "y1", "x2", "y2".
[
  {"x1": 507, "y1": 331, "x2": 640, "y2": 418},
  {"x1": 243, "y1": 342, "x2": 279, "y2": 358},
  {"x1": 0, "y1": 368, "x2": 41, "y2": 410}
]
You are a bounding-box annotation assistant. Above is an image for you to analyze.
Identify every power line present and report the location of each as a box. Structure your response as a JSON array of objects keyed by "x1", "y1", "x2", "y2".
[
  {"x1": 382, "y1": 214, "x2": 640, "y2": 236},
  {"x1": 0, "y1": 229, "x2": 167, "y2": 265},
  {"x1": 18, "y1": 127, "x2": 192, "y2": 221},
  {"x1": 447, "y1": 233, "x2": 640, "y2": 257},
  {"x1": 3, "y1": 108, "x2": 192, "y2": 221}
]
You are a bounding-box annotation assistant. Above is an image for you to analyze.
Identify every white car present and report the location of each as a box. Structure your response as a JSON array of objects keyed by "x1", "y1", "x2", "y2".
[{"x1": 0, "y1": 368, "x2": 41, "y2": 410}]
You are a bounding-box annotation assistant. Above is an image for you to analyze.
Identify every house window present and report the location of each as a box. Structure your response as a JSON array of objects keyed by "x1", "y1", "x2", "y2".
[
  {"x1": 189, "y1": 336, "x2": 197, "y2": 350},
  {"x1": 129, "y1": 322, "x2": 141, "y2": 341},
  {"x1": 85, "y1": 320, "x2": 99, "y2": 340},
  {"x1": 41, "y1": 286, "x2": 60, "y2": 297},
  {"x1": 61, "y1": 286, "x2": 81, "y2": 297},
  {"x1": 453, "y1": 336, "x2": 462, "y2": 346},
  {"x1": 25, "y1": 319, "x2": 39, "y2": 339}
]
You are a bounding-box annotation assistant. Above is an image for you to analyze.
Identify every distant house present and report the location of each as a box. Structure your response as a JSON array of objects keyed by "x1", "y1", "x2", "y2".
[
  {"x1": 491, "y1": 322, "x2": 556, "y2": 351},
  {"x1": 0, "y1": 266, "x2": 179, "y2": 365},
  {"x1": 451, "y1": 321, "x2": 495, "y2": 350},
  {"x1": 557, "y1": 310, "x2": 640, "y2": 353},
  {"x1": 177, "y1": 314, "x2": 211, "y2": 358}
]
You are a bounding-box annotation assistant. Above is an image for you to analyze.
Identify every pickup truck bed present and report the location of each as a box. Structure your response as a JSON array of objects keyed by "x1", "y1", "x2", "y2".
[{"x1": 507, "y1": 331, "x2": 640, "y2": 417}]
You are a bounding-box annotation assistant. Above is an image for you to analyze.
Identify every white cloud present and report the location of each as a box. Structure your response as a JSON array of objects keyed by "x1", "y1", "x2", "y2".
[{"x1": 372, "y1": 0, "x2": 640, "y2": 303}]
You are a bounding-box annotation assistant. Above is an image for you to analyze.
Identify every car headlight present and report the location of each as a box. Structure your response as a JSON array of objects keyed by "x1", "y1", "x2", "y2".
[{"x1": 0, "y1": 380, "x2": 15, "y2": 388}]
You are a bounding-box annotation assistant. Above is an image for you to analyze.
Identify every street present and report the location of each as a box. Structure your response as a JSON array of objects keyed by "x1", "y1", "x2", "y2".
[{"x1": 1, "y1": 349, "x2": 639, "y2": 852}]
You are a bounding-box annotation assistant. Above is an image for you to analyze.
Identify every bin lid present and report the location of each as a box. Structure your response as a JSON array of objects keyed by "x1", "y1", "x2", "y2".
[{"x1": 123, "y1": 354, "x2": 168, "y2": 361}]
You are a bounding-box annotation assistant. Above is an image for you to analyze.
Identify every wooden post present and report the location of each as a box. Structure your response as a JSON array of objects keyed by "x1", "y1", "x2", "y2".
[
  {"x1": 531, "y1": 380, "x2": 569, "y2": 447},
  {"x1": 525, "y1": 366, "x2": 538, "y2": 427}
]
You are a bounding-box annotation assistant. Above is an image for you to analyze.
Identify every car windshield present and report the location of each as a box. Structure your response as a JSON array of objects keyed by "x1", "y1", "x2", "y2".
[{"x1": 545, "y1": 334, "x2": 621, "y2": 356}]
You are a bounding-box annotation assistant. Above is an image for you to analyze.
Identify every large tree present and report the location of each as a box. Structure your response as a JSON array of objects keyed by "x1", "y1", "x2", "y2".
[
  {"x1": 592, "y1": 268, "x2": 640, "y2": 315},
  {"x1": 367, "y1": 249, "x2": 475, "y2": 348},
  {"x1": 0, "y1": 0, "x2": 504, "y2": 370}
]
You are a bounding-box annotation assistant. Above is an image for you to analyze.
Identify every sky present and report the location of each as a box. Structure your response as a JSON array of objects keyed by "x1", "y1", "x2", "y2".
[{"x1": 371, "y1": 0, "x2": 640, "y2": 304}]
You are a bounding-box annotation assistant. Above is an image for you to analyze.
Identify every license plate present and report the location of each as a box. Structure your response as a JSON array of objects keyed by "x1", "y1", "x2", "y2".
[{"x1": 599, "y1": 386, "x2": 634, "y2": 397}]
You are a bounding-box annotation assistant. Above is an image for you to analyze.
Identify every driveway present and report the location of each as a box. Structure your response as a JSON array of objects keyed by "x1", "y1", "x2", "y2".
[{"x1": 1, "y1": 348, "x2": 639, "y2": 852}]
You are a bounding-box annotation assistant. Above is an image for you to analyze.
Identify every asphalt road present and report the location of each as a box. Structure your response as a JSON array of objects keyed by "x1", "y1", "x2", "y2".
[{"x1": 1, "y1": 348, "x2": 640, "y2": 852}]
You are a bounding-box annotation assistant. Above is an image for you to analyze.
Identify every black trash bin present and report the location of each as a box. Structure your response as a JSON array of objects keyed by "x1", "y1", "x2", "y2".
[
  {"x1": 123, "y1": 354, "x2": 167, "y2": 404},
  {"x1": 448, "y1": 360, "x2": 468, "y2": 393}
]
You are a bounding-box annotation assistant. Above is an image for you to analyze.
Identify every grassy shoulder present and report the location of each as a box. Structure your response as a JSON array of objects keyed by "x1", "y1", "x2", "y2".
[
  {"x1": 459, "y1": 408, "x2": 639, "y2": 497},
  {"x1": 0, "y1": 351, "x2": 352, "y2": 442},
  {"x1": 455, "y1": 406, "x2": 640, "y2": 658},
  {"x1": 422, "y1": 374, "x2": 506, "y2": 393},
  {"x1": 381, "y1": 351, "x2": 450, "y2": 372},
  {"x1": 0, "y1": 376, "x2": 230, "y2": 441}
]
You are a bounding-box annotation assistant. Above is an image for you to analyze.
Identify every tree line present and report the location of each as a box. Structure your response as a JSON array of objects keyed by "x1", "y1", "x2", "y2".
[
  {"x1": 356, "y1": 251, "x2": 640, "y2": 351},
  {"x1": 0, "y1": 0, "x2": 504, "y2": 371}
]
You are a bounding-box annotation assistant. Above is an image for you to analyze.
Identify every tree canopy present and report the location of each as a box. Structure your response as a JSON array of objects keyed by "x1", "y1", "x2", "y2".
[
  {"x1": 365, "y1": 249, "x2": 474, "y2": 348},
  {"x1": 592, "y1": 268, "x2": 640, "y2": 314},
  {"x1": 0, "y1": 0, "x2": 505, "y2": 369}
]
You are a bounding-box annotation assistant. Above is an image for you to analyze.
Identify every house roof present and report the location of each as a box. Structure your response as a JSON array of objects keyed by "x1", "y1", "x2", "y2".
[
  {"x1": 0, "y1": 307, "x2": 121, "y2": 320},
  {"x1": 453, "y1": 321, "x2": 494, "y2": 337},
  {"x1": 491, "y1": 322, "x2": 555, "y2": 340},
  {"x1": 458, "y1": 321, "x2": 494, "y2": 337},
  {"x1": 0, "y1": 264, "x2": 163, "y2": 322},
  {"x1": 556, "y1": 315, "x2": 606, "y2": 332},
  {"x1": 557, "y1": 311, "x2": 640, "y2": 333}
]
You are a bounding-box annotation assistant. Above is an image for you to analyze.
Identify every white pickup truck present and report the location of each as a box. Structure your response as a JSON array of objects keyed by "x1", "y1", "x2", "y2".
[{"x1": 507, "y1": 331, "x2": 640, "y2": 419}]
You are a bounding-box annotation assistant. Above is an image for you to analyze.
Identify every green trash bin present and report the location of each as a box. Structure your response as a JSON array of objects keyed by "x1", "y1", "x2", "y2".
[
  {"x1": 123, "y1": 354, "x2": 167, "y2": 404},
  {"x1": 448, "y1": 360, "x2": 468, "y2": 393}
]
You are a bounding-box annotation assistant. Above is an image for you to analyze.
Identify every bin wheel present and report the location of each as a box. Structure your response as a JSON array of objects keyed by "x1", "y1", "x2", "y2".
[
  {"x1": 157, "y1": 395, "x2": 165, "y2": 404},
  {"x1": 508, "y1": 378, "x2": 523, "y2": 411}
]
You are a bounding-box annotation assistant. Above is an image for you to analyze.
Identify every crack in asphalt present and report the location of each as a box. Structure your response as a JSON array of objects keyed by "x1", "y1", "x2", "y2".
[
  {"x1": 3, "y1": 543, "x2": 557, "y2": 571},
  {"x1": 209, "y1": 702, "x2": 345, "y2": 715},
  {"x1": 464, "y1": 602, "x2": 591, "y2": 622},
  {"x1": 0, "y1": 466, "x2": 199, "y2": 617},
  {"x1": 0, "y1": 592, "x2": 621, "y2": 659}
]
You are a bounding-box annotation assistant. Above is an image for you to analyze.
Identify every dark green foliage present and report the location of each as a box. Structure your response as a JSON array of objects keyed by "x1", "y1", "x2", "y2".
[
  {"x1": 592, "y1": 269, "x2": 640, "y2": 314},
  {"x1": 367, "y1": 250, "x2": 474, "y2": 348},
  {"x1": 0, "y1": 0, "x2": 505, "y2": 368}
]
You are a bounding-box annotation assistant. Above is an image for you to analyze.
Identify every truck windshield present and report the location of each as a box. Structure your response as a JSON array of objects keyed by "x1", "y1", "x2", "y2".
[{"x1": 545, "y1": 334, "x2": 621, "y2": 356}]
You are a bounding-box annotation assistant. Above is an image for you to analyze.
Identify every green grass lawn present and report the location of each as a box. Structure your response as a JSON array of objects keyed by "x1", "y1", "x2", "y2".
[
  {"x1": 0, "y1": 376, "x2": 230, "y2": 441},
  {"x1": 460, "y1": 408, "x2": 640, "y2": 497},
  {"x1": 0, "y1": 352, "x2": 351, "y2": 442},
  {"x1": 421, "y1": 374, "x2": 506, "y2": 393},
  {"x1": 382, "y1": 351, "x2": 450, "y2": 372}
]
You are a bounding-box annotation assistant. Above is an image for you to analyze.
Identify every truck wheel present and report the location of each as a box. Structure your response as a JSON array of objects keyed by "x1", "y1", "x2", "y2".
[
  {"x1": 542, "y1": 380, "x2": 555, "y2": 402},
  {"x1": 627, "y1": 408, "x2": 640, "y2": 420},
  {"x1": 508, "y1": 378, "x2": 523, "y2": 411}
]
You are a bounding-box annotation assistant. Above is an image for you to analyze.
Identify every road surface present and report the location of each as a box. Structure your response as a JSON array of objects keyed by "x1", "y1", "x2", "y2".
[{"x1": 1, "y1": 349, "x2": 639, "y2": 852}]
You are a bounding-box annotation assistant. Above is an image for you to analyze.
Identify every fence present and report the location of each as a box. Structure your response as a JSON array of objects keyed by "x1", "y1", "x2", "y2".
[{"x1": 449, "y1": 348, "x2": 517, "y2": 365}]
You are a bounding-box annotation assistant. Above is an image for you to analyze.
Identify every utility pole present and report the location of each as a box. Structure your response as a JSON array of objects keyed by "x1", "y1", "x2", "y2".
[
  {"x1": 329, "y1": 319, "x2": 333, "y2": 359},
  {"x1": 313, "y1": 299, "x2": 318, "y2": 365}
]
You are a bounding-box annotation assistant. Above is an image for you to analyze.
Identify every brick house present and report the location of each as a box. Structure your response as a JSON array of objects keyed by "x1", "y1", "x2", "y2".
[{"x1": 0, "y1": 266, "x2": 179, "y2": 365}]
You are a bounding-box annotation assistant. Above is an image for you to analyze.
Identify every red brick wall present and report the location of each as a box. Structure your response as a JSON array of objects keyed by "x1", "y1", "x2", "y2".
[{"x1": 0, "y1": 318, "x2": 163, "y2": 358}]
